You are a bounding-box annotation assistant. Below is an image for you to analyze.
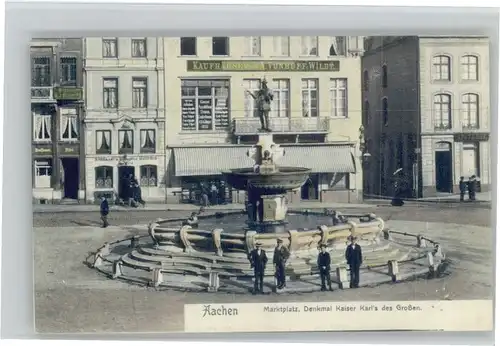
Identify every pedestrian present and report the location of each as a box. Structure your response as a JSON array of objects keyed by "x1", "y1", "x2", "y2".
[
  {"x1": 100, "y1": 196, "x2": 109, "y2": 228},
  {"x1": 459, "y1": 176, "x2": 467, "y2": 202},
  {"x1": 183, "y1": 211, "x2": 200, "y2": 228},
  {"x1": 210, "y1": 182, "x2": 218, "y2": 205},
  {"x1": 345, "y1": 235, "x2": 363, "y2": 288},
  {"x1": 468, "y1": 175, "x2": 477, "y2": 201},
  {"x1": 330, "y1": 210, "x2": 347, "y2": 226},
  {"x1": 248, "y1": 242, "x2": 268, "y2": 294},
  {"x1": 273, "y1": 238, "x2": 290, "y2": 289},
  {"x1": 317, "y1": 243, "x2": 333, "y2": 291}
]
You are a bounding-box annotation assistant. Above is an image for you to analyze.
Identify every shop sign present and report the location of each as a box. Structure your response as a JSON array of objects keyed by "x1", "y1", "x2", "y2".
[
  {"x1": 187, "y1": 60, "x2": 340, "y2": 72},
  {"x1": 95, "y1": 155, "x2": 159, "y2": 162},
  {"x1": 453, "y1": 133, "x2": 489, "y2": 142},
  {"x1": 54, "y1": 87, "x2": 83, "y2": 101},
  {"x1": 33, "y1": 146, "x2": 52, "y2": 155},
  {"x1": 59, "y1": 144, "x2": 80, "y2": 155}
]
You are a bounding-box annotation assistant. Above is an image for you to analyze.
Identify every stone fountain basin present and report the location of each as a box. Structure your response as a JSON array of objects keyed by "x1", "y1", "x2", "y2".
[
  {"x1": 223, "y1": 166, "x2": 311, "y2": 193},
  {"x1": 148, "y1": 211, "x2": 385, "y2": 255}
]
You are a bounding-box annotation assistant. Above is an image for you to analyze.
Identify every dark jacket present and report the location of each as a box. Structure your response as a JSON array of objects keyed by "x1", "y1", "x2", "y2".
[
  {"x1": 345, "y1": 244, "x2": 363, "y2": 267},
  {"x1": 273, "y1": 246, "x2": 290, "y2": 265},
  {"x1": 468, "y1": 180, "x2": 476, "y2": 193},
  {"x1": 100, "y1": 199, "x2": 109, "y2": 216},
  {"x1": 317, "y1": 252, "x2": 331, "y2": 271},
  {"x1": 459, "y1": 180, "x2": 467, "y2": 193},
  {"x1": 249, "y1": 249, "x2": 268, "y2": 272}
]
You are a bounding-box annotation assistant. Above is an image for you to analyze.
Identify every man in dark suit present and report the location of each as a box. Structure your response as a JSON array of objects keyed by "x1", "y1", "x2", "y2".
[
  {"x1": 345, "y1": 236, "x2": 363, "y2": 288},
  {"x1": 248, "y1": 242, "x2": 268, "y2": 294},
  {"x1": 273, "y1": 238, "x2": 290, "y2": 289},
  {"x1": 99, "y1": 196, "x2": 109, "y2": 228},
  {"x1": 317, "y1": 243, "x2": 333, "y2": 291},
  {"x1": 459, "y1": 176, "x2": 467, "y2": 202}
]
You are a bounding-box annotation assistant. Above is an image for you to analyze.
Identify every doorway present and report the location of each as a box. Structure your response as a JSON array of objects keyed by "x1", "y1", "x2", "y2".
[
  {"x1": 61, "y1": 157, "x2": 79, "y2": 199},
  {"x1": 435, "y1": 142, "x2": 453, "y2": 193},
  {"x1": 118, "y1": 165, "x2": 135, "y2": 200},
  {"x1": 301, "y1": 174, "x2": 319, "y2": 200}
]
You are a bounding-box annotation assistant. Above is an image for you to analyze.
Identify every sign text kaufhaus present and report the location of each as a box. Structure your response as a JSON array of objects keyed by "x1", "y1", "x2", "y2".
[{"x1": 187, "y1": 60, "x2": 340, "y2": 72}]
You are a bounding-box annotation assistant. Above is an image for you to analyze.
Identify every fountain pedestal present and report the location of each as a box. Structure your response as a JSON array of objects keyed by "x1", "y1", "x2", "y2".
[{"x1": 262, "y1": 194, "x2": 287, "y2": 223}]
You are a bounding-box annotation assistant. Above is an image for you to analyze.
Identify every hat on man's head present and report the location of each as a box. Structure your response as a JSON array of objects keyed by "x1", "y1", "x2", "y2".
[
  {"x1": 255, "y1": 242, "x2": 263, "y2": 246},
  {"x1": 348, "y1": 235, "x2": 358, "y2": 241},
  {"x1": 320, "y1": 243, "x2": 327, "y2": 248},
  {"x1": 277, "y1": 238, "x2": 283, "y2": 243}
]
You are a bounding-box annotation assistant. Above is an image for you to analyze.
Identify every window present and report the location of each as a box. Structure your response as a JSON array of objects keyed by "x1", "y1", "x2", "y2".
[
  {"x1": 180, "y1": 37, "x2": 197, "y2": 56},
  {"x1": 103, "y1": 78, "x2": 118, "y2": 108},
  {"x1": 330, "y1": 79, "x2": 347, "y2": 118},
  {"x1": 60, "y1": 108, "x2": 78, "y2": 140},
  {"x1": 462, "y1": 93, "x2": 479, "y2": 128},
  {"x1": 382, "y1": 98, "x2": 389, "y2": 126},
  {"x1": 363, "y1": 70, "x2": 369, "y2": 91},
  {"x1": 131, "y1": 38, "x2": 147, "y2": 57},
  {"x1": 349, "y1": 36, "x2": 360, "y2": 50},
  {"x1": 33, "y1": 113, "x2": 51, "y2": 141},
  {"x1": 301, "y1": 36, "x2": 318, "y2": 56},
  {"x1": 382, "y1": 65, "x2": 388, "y2": 88},
  {"x1": 273, "y1": 36, "x2": 289, "y2": 56},
  {"x1": 245, "y1": 36, "x2": 261, "y2": 56},
  {"x1": 243, "y1": 79, "x2": 261, "y2": 118},
  {"x1": 132, "y1": 77, "x2": 147, "y2": 108},
  {"x1": 34, "y1": 159, "x2": 52, "y2": 188},
  {"x1": 140, "y1": 129, "x2": 155, "y2": 153},
  {"x1": 270, "y1": 79, "x2": 290, "y2": 118},
  {"x1": 329, "y1": 36, "x2": 346, "y2": 56},
  {"x1": 60, "y1": 57, "x2": 77, "y2": 86},
  {"x1": 432, "y1": 55, "x2": 451, "y2": 81},
  {"x1": 102, "y1": 38, "x2": 118, "y2": 58},
  {"x1": 301, "y1": 79, "x2": 318, "y2": 117},
  {"x1": 118, "y1": 129, "x2": 134, "y2": 153},
  {"x1": 96, "y1": 130, "x2": 111, "y2": 154},
  {"x1": 433, "y1": 93, "x2": 452, "y2": 129},
  {"x1": 212, "y1": 37, "x2": 229, "y2": 56},
  {"x1": 364, "y1": 100, "x2": 370, "y2": 126},
  {"x1": 31, "y1": 56, "x2": 51, "y2": 87},
  {"x1": 461, "y1": 55, "x2": 478, "y2": 80},
  {"x1": 181, "y1": 79, "x2": 230, "y2": 131},
  {"x1": 95, "y1": 166, "x2": 113, "y2": 189},
  {"x1": 140, "y1": 165, "x2": 158, "y2": 187}
]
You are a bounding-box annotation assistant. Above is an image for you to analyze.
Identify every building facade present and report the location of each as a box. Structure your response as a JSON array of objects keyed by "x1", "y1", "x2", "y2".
[
  {"x1": 362, "y1": 36, "x2": 491, "y2": 198},
  {"x1": 83, "y1": 37, "x2": 166, "y2": 203},
  {"x1": 163, "y1": 36, "x2": 365, "y2": 204},
  {"x1": 31, "y1": 39, "x2": 85, "y2": 204}
]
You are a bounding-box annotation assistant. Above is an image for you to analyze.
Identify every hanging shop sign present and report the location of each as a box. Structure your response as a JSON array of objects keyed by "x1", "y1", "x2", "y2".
[
  {"x1": 33, "y1": 146, "x2": 52, "y2": 155},
  {"x1": 453, "y1": 133, "x2": 489, "y2": 142}
]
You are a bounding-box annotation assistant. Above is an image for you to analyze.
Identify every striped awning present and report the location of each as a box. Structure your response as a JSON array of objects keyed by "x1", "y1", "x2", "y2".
[
  {"x1": 280, "y1": 145, "x2": 356, "y2": 173},
  {"x1": 174, "y1": 147, "x2": 254, "y2": 176},
  {"x1": 173, "y1": 145, "x2": 356, "y2": 177}
]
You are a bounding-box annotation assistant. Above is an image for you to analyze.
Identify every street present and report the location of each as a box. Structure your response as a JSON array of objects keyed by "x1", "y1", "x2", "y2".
[{"x1": 34, "y1": 204, "x2": 493, "y2": 333}]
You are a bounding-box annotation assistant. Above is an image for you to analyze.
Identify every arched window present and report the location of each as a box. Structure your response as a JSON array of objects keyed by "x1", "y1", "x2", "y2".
[
  {"x1": 382, "y1": 97, "x2": 389, "y2": 126},
  {"x1": 461, "y1": 93, "x2": 479, "y2": 129},
  {"x1": 363, "y1": 100, "x2": 370, "y2": 125},
  {"x1": 432, "y1": 55, "x2": 451, "y2": 81},
  {"x1": 460, "y1": 55, "x2": 478, "y2": 80},
  {"x1": 433, "y1": 94, "x2": 452, "y2": 129},
  {"x1": 140, "y1": 165, "x2": 158, "y2": 187},
  {"x1": 95, "y1": 166, "x2": 113, "y2": 188},
  {"x1": 363, "y1": 70, "x2": 369, "y2": 91},
  {"x1": 382, "y1": 65, "x2": 388, "y2": 88}
]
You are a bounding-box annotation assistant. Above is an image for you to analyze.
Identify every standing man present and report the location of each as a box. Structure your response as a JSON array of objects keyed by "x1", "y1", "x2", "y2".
[
  {"x1": 468, "y1": 175, "x2": 477, "y2": 201},
  {"x1": 459, "y1": 176, "x2": 467, "y2": 202},
  {"x1": 345, "y1": 236, "x2": 363, "y2": 288},
  {"x1": 317, "y1": 243, "x2": 333, "y2": 291},
  {"x1": 273, "y1": 239, "x2": 290, "y2": 289},
  {"x1": 210, "y1": 182, "x2": 218, "y2": 205},
  {"x1": 248, "y1": 242, "x2": 268, "y2": 294},
  {"x1": 100, "y1": 196, "x2": 109, "y2": 228}
]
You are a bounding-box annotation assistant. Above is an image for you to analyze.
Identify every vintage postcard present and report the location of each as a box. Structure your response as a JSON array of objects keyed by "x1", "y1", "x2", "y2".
[{"x1": 33, "y1": 35, "x2": 493, "y2": 333}]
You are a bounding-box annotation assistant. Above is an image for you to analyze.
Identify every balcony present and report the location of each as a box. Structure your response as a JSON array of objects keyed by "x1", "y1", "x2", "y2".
[
  {"x1": 233, "y1": 117, "x2": 330, "y2": 135},
  {"x1": 31, "y1": 87, "x2": 54, "y2": 102},
  {"x1": 462, "y1": 123, "x2": 480, "y2": 131}
]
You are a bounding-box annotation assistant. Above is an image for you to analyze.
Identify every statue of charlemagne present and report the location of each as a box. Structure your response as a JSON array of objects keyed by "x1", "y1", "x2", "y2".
[{"x1": 245, "y1": 78, "x2": 274, "y2": 132}]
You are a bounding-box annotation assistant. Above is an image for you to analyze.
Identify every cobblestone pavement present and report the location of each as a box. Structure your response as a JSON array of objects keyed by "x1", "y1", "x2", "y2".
[{"x1": 34, "y1": 204, "x2": 493, "y2": 333}]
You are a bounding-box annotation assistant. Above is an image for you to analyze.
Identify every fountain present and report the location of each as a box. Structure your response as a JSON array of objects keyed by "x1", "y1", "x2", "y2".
[{"x1": 90, "y1": 133, "x2": 447, "y2": 294}]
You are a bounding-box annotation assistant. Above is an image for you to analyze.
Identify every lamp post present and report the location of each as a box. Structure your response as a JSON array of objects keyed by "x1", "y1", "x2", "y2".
[{"x1": 358, "y1": 125, "x2": 372, "y2": 195}]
